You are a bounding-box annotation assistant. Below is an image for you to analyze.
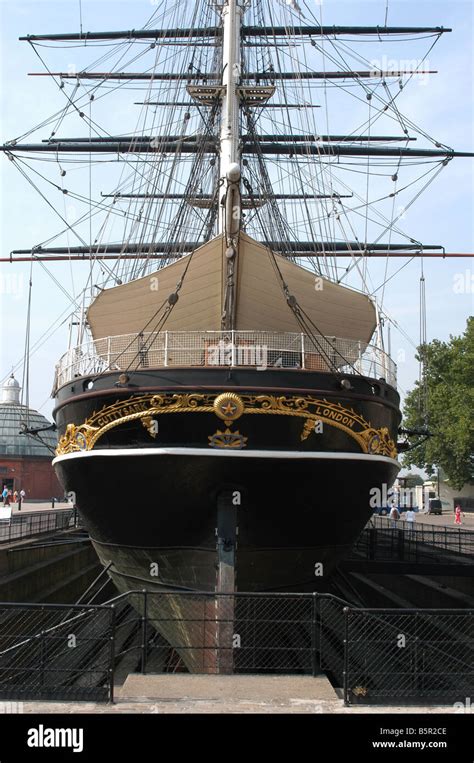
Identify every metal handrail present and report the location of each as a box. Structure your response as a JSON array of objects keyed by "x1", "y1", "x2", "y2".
[
  {"x1": 0, "y1": 603, "x2": 112, "y2": 657},
  {"x1": 0, "y1": 507, "x2": 77, "y2": 544},
  {"x1": 369, "y1": 513, "x2": 474, "y2": 531},
  {"x1": 357, "y1": 515, "x2": 474, "y2": 559},
  {"x1": 54, "y1": 330, "x2": 397, "y2": 389}
]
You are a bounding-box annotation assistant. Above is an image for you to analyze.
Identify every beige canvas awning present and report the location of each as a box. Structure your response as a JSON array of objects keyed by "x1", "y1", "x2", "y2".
[{"x1": 87, "y1": 232, "x2": 376, "y2": 342}]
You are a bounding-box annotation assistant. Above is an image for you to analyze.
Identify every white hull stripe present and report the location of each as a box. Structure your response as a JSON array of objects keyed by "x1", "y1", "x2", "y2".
[{"x1": 53, "y1": 447, "x2": 399, "y2": 469}]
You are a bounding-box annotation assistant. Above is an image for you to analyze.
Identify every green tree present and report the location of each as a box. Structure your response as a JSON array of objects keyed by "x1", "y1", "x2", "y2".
[
  {"x1": 399, "y1": 472, "x2": 424, "y2": 488},
  {"x1": 402, "y1": 317, "x2": 474, "y2": 489}
]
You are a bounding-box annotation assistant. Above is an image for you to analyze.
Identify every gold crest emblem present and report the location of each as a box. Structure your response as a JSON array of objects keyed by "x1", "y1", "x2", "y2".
[
  {"x1": 213, "y1": 392, "x2": 245, "y2": 424},
  {"x1": 208, "y1": 429, "x2": 248, "y2": 449}
]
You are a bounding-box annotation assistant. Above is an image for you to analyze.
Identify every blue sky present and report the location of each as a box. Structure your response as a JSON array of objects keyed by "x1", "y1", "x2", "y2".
[{"x1": 0, "y1": 0, "x2": 473, "y2": 420}]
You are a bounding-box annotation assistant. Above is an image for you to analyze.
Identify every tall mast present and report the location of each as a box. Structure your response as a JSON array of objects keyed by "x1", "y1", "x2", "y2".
[
  {"x1": 220, "y1": 0, "x2": 243, "y2": 222},
  {"x1": 219, "y1": 0, "x2": 246, "y2": 330}
]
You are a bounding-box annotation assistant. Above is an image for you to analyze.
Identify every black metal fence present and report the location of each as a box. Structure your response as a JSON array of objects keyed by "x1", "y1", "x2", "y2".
[
  {"x1": 344, "y1": 608, "x2": 474, "y2": 705},
  {"x1": 111, "y1": 591, "x2": 474, "y2": 705},
  {"x1": 0, "y1": 602, "x2": 115, "y2": 701},
  {"x1": 354, "y1": 516, "x2": 474, "y2": 561},
  {"x1": 371, "y1": 514, "x2": 474, "y2": 538},
  {"x1": 318, "y1": 594, "x2": 348, "y2": 686},
  {"x1": 0, "y1": 508, "x2": 78, "y2": 544},
  {"x1": 115, "y1": 591, "x2": 318, "y2": 676},
  {"x1": 0, "y1": 591, "x2": 472, "y2": 705}
]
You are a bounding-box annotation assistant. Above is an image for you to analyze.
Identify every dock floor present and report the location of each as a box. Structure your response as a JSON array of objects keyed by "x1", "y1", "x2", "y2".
[{"x1": 15, "y1": 674, "x2": 464, "y2": 713}]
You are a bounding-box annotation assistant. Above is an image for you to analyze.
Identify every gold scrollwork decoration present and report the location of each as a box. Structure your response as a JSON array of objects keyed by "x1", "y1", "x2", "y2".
[{"x1": 55, "y1": 391, "x2": 397, "y2": 459}]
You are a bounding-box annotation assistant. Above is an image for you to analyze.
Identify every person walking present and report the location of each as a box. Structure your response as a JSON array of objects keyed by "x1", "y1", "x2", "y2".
[
  {"x1": 390, "y1": 505, "x2": 400, "y2": 528},
  {"x1": 19, "y1": 488, "x2": 26, "y2": 511},
  {"x1": 13, "y1": 490, "x2": 18, "y2": 504},
  {"x1": 404, "y1": 508, "x2": 416, "y2": 534},
  {"x1": 454, "y1": 505, "x2": 463, "y2": 525},
  {"x1": 2, "y1": 486, "x2": 8, "y2": 506}
]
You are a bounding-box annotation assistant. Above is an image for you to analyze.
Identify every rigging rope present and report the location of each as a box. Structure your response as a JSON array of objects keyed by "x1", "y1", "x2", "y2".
[
  {"x1": 2, "y1": 0, "x2": 461, "y2": 397},
  {"x1": 419, "y1": 259, "x2": 428, "y2": 425},
  {"x1": 20, "y1": 265, "x2": 33, "y2": 427},
  {"x1": 78, "y1": 0, "x2": 83, "y2": 36},
  {"x1": 243, "y1": 166, "x2": 357, "y2": 376}
]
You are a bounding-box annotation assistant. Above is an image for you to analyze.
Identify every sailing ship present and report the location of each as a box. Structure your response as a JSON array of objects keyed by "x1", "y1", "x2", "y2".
[{"x1": 2, "y1": 1, "x2": 472, "y2": 669}]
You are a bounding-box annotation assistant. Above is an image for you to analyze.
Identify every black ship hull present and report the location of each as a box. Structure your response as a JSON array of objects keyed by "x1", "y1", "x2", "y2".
[
  {"x1": 53, "y1": 367, "x2": 400, "y2": 669},
  {"x1": 55, "y1": 450, "x2": 398, "y2": 589}
]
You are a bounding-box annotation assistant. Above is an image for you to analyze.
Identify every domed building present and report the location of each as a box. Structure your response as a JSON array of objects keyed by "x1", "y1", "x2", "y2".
[{"x1": 0, "y1": 374, "x2": 61, "y2": 500}]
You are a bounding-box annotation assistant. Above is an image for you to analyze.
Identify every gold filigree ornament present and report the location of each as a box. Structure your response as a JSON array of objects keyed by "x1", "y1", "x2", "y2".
[
  {"x1": 141, "y1": 416, "x2": 158, "y2": 438},
  {"x1": 57, "y1": 423, "x2": 98, "y2": 454},
  {"x1": 298, "y1": 401, "x2": 397, "y2": 459},
  {"x1": 301, "y1": 419, "x2": 316, "y2": 442},
  {"x1": 358, "y1": 427, "x2": 397, "y2": 459}
]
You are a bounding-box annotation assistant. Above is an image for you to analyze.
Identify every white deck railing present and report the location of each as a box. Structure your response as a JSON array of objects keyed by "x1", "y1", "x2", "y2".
[{"x1": 54, "y1": 331, "x2": 397, "y2": 390}]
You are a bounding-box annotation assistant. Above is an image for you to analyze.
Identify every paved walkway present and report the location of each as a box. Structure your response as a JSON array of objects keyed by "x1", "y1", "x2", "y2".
[
  {"x1": 9, "y1": 502, "x2": 474, "y2": 529},
  {"x1": 14, "y1": 674, "x2": 464, "y2": 714},
  {"x1": 9, "y1": 501, "x2": 72, "y2": 514},
  {"x1": 402, "y1": 512, "x2": 474, "y2": 529}
]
